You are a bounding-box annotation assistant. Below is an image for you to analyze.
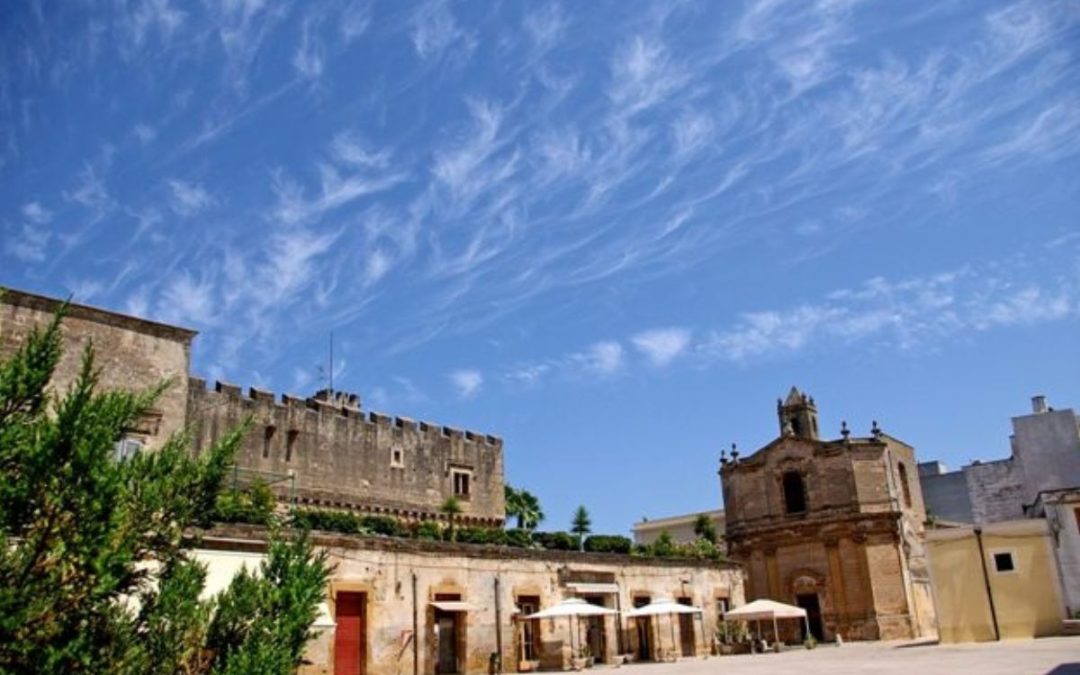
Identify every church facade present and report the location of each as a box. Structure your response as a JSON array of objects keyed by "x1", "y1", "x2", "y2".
[{"x1": 720, "y1": 388, "x2": 937, "y2": 641}]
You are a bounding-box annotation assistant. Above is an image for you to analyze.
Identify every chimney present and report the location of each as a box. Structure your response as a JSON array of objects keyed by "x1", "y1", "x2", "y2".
[{"x1": 1031, "y1": 395, "x2": 1048, "y2": 414}]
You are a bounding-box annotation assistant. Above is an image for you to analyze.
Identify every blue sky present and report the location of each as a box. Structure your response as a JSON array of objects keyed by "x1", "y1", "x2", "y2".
[{"x1": 2, "y1": 0, "x2": 1078, "y2": 535}]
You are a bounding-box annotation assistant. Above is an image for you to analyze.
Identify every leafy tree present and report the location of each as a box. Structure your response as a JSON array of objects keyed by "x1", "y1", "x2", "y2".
[
  {"x1": 693, "y1": 513, "x2": 717, "y2": 543},
  {"x1": 504, "y1": 484, "x2": 545, "y2": 530},
  {"x1": 570, "y1": 505, "x2": 592, "y2": 551},
  {"x1": 0, "y1": 306, "x2": 329, "y2": 674},
  {"x1": 649, "y1": 530, "x2": 676, "y2": 557},
  {"x1": 441, "y1": 496, "x2": 462, "y2": 542}
]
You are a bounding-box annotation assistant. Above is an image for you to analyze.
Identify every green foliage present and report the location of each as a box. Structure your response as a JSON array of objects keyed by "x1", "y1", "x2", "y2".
[
  {"x1": 637, "y1": 531, "x2": 726, "y2": 560},
  {"x1": 456, "y1": 526, "x2": 508, "y2": 545},
  {"x1": 213, "y1": 479, "x2": 277, "y2": 525},
  {"x1": 291, "y1": 508, "x2": 371, "y2": 536},
  {"x1": 716, "y1": 620, "x2": 749, "y2": 645},
  {"x1": 649, "y1": 530, "x2": 677, "y2": 557},
  {"x1": 414, "y1": 520, "x2": 443, "y2": 540},
  {"x1": 693, "y1": 513, "x2": 717, "y2": 543},
  {"x1": 504, "y1": 528, "x2": 534, "y2": 548},
  {"x1": 504, "y1": 484, "x2": 545, "y2": 530},
  {"x1": 207, "y1": 531, "x2": 331, "y2": 673},
  {"x1": 533, "y1": 531, "x2": 578, "y2": 551},
  {"x1": 0, "y1": 307, "x2": 329, "y2": 674},
  {"x1": 571, "y1": 505, "x2": 591, "y2": 550},
  {"x1": 583, "y1": 534, "x2": 632, "y2": 554},
  {"x1": 360, "y1": 514, "x2": 408, "y2": 537}
]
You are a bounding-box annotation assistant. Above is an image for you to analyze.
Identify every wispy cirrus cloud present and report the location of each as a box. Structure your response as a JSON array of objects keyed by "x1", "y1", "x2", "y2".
[
  {"x1": 411, "y1": 0, "x2": 475, "y2": 62},
  {"x1": 632, "y1": 328, "x2": 692, "y2": 367},
  {"x1": 168, "y1": 179, "x2": 214, "y2": 216},
  {"x1": 449, "y1": 369, "x2": 483, "y2": 398}
]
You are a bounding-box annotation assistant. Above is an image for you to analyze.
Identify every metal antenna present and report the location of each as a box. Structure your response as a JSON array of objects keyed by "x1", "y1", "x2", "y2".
[{"x1": 328, "y1": 331, "x2": 334, "y2": 396}]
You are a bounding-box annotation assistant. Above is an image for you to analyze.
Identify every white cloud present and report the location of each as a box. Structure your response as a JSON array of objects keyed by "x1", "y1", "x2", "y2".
[
  {"x1": 331, "y1": 132, "x2": 390, "y2": 169},
  {"x1": 22, "y1": 201, "x2": 51, "y2": 224},
  {"x1": 340, "y1": 0, "x2": 371, "y2": 43},
  {"x1": 363, "y1": 248, "x2": 392, "y2": 285},
  {"x1": 411, "y1": 1, "x2": 475, "y2": 61},
  {"x1": 127, "y1": 0, "x2": 185, "y2": 49},
  {"x1": 449, "y1": 369, "x2": 483, "y2": 398},
  {"x1": 575, "y1": 340, "x2": 624, "y2": 375},
  {"x1": 632, "y1": 328, "x2": 691, "y2": 367},
  {"x1": 293, "y1": 17, "x2": 324, "y2": 79},
  {"x1": 133, "y1": 123, "x2": 157, "y2": 144},
  {"x1": 157, "y1": 272, "x2": 217, "y2": 325},
  {"x1": 168, "y1": 179, "x2": 214, "y2": 216},
  {"x1": 5, "y1": 224, "x2": 50, "y2": 263}
]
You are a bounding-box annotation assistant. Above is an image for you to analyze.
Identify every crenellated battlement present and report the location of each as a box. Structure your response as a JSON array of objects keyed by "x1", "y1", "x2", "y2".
[{"x1": 188, "y1": 376, "x2": 502, "y2": 448}]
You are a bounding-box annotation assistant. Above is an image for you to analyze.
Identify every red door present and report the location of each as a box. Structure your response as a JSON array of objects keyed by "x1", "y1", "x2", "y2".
[{"x1": 335, "y1": 592, "x2": 366, "y2": 675}]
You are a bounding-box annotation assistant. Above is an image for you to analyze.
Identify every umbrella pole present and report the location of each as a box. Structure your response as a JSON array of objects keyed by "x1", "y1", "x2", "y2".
[
  {"x1": 773, "y1": 616, "x2": 779, "y2": 649},
  {"x1": 669, "y1": 613, "x2": 676, "y2": 661}
]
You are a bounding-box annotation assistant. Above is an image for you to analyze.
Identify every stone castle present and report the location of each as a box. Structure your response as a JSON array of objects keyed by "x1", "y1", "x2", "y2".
[{"x1": 0, "y1": 288, "x2": 505, "y2": 528}]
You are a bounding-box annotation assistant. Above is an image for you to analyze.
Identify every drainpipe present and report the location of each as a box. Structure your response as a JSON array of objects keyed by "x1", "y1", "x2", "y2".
[
  {"x1": 413, "y1": 573, "x2": 420, "y2": 675},
  {"x1": 973, "y1": 527, "x2": 1000, "y2": 641},
  {"x1": 494, "y1": 576, "x2": 503, "y2": 674}
]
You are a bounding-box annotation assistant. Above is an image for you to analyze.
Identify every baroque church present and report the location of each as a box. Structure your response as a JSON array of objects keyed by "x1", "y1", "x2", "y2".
[{"x1": 720, "y1": 388, "x2": 937, "y2": 641}]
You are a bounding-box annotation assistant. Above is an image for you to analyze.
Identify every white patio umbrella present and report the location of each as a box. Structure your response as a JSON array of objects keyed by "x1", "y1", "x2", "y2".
[
  {"x1": 524, "y1": 598, "x2": 619, "y2": 659},
  {"x1": 723, "y1": 599, "x2": 808, "y2": 648},
  {"x1": 624, "y1": 598, "x2": 704, "y2": 661}
]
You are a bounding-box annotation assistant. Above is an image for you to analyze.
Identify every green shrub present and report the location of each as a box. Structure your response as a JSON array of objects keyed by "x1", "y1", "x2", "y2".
[
  {"x1": 584, "y1": 534, "x2": 632, "y2": 554},
  {"x1": 533, "y1": 531, "x2": 577, "y2": 551},
  {"x1": 456, "y1": 527, "x2": 508, "y2": 545},
  {"x1": 360, "y1": 515, "x2": 408, "y2": 537},
  {"x1": 414, "y1": 521, "x2": 443, "y2": 540},
  {"x1": 212, "y1": 479, "x2": 277, "y2": 525},
  {"x1": 504, "y1": 528, "x2": 533, "y2": 548},
  {"x1": 291, "y1": 508, "x2": 369, "y2": 535}
]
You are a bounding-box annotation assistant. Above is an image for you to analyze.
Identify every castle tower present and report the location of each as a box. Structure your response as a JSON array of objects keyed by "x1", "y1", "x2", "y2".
[{"x1": 777, "y1": 386, "x2": 819, "y2": 440}]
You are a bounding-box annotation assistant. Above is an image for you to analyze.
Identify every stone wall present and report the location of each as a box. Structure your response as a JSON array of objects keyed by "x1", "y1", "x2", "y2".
[
  {"x1": 188, "y1": 379, "x2": 506, "y2": 526},
  {"x1": 918, "y1": 462, "x2": 974, "y2": 523},
  {"x1": 964, "y1": 459, "x2": 1025, "y2": 524},
  {"x1": 0, "y1": 288, "x2": 194, "y2": 448},
  {"x1": 198, "y1": 526, "x2": 745, "y2": 675}
]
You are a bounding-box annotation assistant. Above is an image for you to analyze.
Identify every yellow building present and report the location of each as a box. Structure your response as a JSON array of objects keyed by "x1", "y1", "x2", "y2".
[{"x1": 926, "y1": 519, "x2": 1066, "y2": 642}]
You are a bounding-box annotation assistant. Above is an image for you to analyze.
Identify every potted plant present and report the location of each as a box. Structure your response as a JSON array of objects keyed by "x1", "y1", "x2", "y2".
[{"x1": 804, "y1": 635, "x2": 818, "y2": 650}]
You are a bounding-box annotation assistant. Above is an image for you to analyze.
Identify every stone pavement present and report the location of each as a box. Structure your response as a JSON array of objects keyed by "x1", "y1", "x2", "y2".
[{"x1": 606, "y1": 638, "x2": 1080, "y2": 675}]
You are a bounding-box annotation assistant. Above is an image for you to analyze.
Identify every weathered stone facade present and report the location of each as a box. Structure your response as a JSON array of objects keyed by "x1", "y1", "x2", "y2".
[
  {"x1": 188, "y1": 379, "x2": 505, "y2": 526},
  {"x1": 0, "y1": 287, "x2": 506, "y2": 526},
  {"x1": 198, "y1": 525, "x2": 745, "y2": 675},
  {"x1": 0, "y1": 288, "x2": 194, "y2": 449},
  {"x1": 720, "y1": 388, "x2": 936, "y2": 641}
]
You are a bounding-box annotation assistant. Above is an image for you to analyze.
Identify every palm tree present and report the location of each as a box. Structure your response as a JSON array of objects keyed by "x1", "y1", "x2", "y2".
[
  {"x1": 441, "y1": 496, "x2": 462, "y2": 542},
  {"x1": 571, "y1": 505, "x2": 591, "y2": 551},
  {"x1": 504, "y1": 485, "x2": 523, "y2": 527},
  {"x1": 504, "y1": 484, "x2": 545, "y2": 530},
  {"x1": 517, "y1": 490, "x2": 545, "y2": 530}
]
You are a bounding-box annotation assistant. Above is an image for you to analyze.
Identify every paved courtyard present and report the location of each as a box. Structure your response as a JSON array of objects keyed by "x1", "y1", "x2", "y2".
[{"x1": 612, "y1": 638, "x2": 1080, "y2": 675}]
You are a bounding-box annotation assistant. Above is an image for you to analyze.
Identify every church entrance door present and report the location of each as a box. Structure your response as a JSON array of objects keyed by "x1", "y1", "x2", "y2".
[{"x1": 796, "y1": 594, "x2": 823, "y2": 641}]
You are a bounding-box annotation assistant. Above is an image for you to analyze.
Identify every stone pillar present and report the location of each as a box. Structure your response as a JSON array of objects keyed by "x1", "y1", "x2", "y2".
[
  {"x1": 825, "y1": 538, "x2": 847, "y2": 635},
  {"x1": 765, "y1": 548, "x2": 781, "y2": 600}
]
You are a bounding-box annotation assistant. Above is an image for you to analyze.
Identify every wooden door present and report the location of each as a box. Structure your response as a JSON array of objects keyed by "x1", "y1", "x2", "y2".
[{"x1": 335, "y1": 592, "x2": 366, "y2": 675}]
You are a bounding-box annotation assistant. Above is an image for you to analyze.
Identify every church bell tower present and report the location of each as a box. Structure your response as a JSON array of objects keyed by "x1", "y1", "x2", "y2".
[{"x1": 777, "y1": 386, "x2": 820, "y2": 440}]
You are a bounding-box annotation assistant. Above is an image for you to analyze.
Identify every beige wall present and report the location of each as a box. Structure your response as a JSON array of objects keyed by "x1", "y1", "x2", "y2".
[
  {"x1": 927, "y1": 520, "x2": 1064, "y2": 643},
  {"x1": 199, "y1": 528, "x2": 745, "y2": 675},
  {"x1": 0, "y1": 288, "x2": 194, "y2": 448}
]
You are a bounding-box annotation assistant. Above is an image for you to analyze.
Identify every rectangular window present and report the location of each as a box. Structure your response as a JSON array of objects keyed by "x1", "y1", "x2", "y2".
[
  {"x1": 114, "y1": 438, "x2": 143, "y2": 462},
  {"x1": 285, "y1": 430, "x2": 299, "y2": 462},
  {"x1": 262, "y1": 425, "x2": 276, "y2": 459},
  {"x1": 1074, "y1": 507, "x2": 1080, "y2": 535},
  {"x1": 452, "y1": 470, "x2": 471, "y2": 498},
  {"x1": 391, "y1": 446, "x2": 404, "y2": 468},
  {"x1": 992, "y1": 551, "x2": 1015, "y2": 573}
]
